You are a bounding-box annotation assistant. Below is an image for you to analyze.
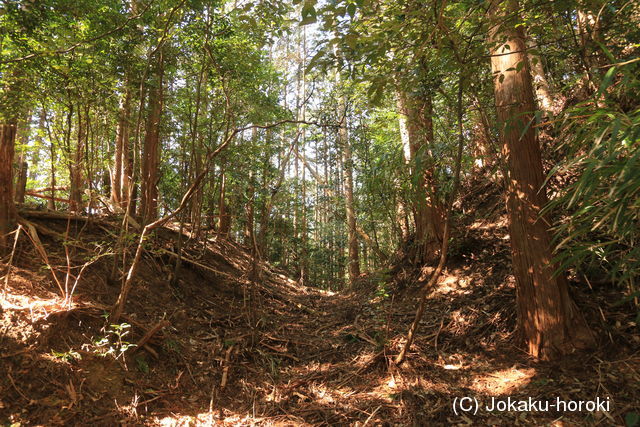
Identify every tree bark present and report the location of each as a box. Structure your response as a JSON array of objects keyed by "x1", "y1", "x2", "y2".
[
  {"x1": 338, "y1": 102, "x2": 360, "y2": 285},
  {"x1": 397, "y1": 90, "x2": 444, "y2": 264},
  {"x1": 0, "y1": 124, "x2": 17, "y2": 253},
  {"x1": 218, "y1": 159, "x2": 231, "y2": 236},
  {"x1": 48, "y1": 134, "x2": 56, "y2": 211},
  {"x1": 141, "y1": 52, "x2": 164, "y2": 224},
  {"x1": 14, "y1": 113, "x2": 30, "y2": 204},
  {"x1": 14, "y1": 160, "x2": 27, "y2": 204},
  {"x1": 112, "y1": 86, "x2": 131, "y2": 207},
  {"x1": 69, "y1": 105, "x2": 87, "y2": 212},
  {"x1": 488, "y1": 0, "x2": 594, "y2": 360},
  {"x1": 526, "y1": 38, "x2": 555, "y2": 115}
]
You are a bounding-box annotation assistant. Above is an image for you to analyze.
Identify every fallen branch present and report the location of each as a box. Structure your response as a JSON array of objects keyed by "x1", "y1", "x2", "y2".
[
  {"x1": 220, "y1": 344, "x2": 235, "y2": 388},
  {"x1": 157, "y1": 248, "x2": 238, "y2": 281},
  {"x1": 19, "y1": 208, "x2": 113, "y2": 224},
  {"x1": 17, "y1": 216, "x2": 90, "y2": 250},
  {"x1": 132, "y1": 320, "x2": 170, "y2": 353},
  {"x1": 25, "y1": 191, "x2": 71, "y2": 204},
  {"x1": 19, "y1": 219, "x2": 64, "y2": 296},
  {"x1": 260, "y1": 341, "x2": 300, "y2": 361},
  {"x1": 2, "y1": 225, "x2": 21, "y2": 294}
]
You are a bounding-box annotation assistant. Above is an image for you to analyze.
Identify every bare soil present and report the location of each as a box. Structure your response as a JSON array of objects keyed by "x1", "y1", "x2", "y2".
[{"x1": 1, "y1": 202, "x2": 639, "y2": 425}]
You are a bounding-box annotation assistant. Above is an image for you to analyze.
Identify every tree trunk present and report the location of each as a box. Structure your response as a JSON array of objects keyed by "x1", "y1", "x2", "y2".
[
  {"x1": 218, "y1": 160, "x2": 231, "y2": 236},
  {"x1": 141, "y1": 52, "x2": 164, "y2": 224},
  {"x1": 14, "y1": 160, "x2": 27, "y2": 204},
  {"x1": 112, "y1": 87, "x2": 131, "y2": 207},
  {"x1": 397, "y1": 90, "x2": 444, "y2": 264},
  {"x1": 526, "y1": 38, "x2": 555, "y2": 115},
  {"x1": 0, "y1": 124, "x2": 17, "y2": 253},
  {"x1": 14, "y1": 113, "x2": 30, "y2": 204},
  {"x1": 396, "y1": 96, "x2": 412, "y2": 243},
  {"x1": 69, "y1": 105, "x2": 86, "y2": 212},
  {"x1": 48, "y1": 135, "x2": 56, "y2": 211},
  {"x1": 338, "y1": 96, "x2": 360, "y2": 285},
  {"x1": 488, "y1": 0, "x2": 594, "y2": 360}
]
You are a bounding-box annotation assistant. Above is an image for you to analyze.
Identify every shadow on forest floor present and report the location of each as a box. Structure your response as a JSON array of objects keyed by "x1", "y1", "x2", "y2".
[{"x1": 1, "y1": 211, "x2": 639, "y2": 426}]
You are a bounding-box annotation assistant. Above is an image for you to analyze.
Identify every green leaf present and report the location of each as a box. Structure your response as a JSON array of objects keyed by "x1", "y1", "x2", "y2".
[
  {"x1": 345, "y1": 34, "x2": 357, "y2": 49},
  {"x1": 299, "y1": 15, "x2": 317, "y2": 26},
  {"x1": 301, "y1": 0, "x2": 317, "y2": 19},
  {"x1": 135, "y1": 356, "x2": 150, "y2": 374},
  {"x1": 347, "y1": 3, "x2": 357, "y2": 18},
  {"x1": 306, "y1": 48, "x2": 325, "y2": 72},
  {"x1": 626, "y1": 412, "x2": 640, "y2": 427},
  {"x1": 597, "y1": 66, "x2": 616, "y2": 95}
]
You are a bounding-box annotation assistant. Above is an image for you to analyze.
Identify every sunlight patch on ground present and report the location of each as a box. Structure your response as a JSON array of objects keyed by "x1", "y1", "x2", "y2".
[
  {"x1": 0, "y1": 292, "x2": 74, "y2": 321},
  {"x1": 469, "y1": 367, "x2": 535, "y2": 395},
  {"x1": 468, "y1": 217, "x2": 508, "y2": 231},
  {"x1": 436, "y1": 272, "x2": 475, "y2": 295}
]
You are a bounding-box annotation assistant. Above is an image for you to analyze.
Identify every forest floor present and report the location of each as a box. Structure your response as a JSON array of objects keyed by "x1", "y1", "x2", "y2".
[{"x1": 1, "y1": 185, "x2": 640, "y2": 426}]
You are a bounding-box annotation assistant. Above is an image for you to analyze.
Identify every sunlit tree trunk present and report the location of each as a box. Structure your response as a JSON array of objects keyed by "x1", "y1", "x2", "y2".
[
  {"x1": 469, "y1": 97, "x2": 495, "y2": 170},
  {"x1": 395, "y1": 95, "x2": 411, "y2": 243},
  {"x1": 525, "y1": 37, "x2": 556, "y2": 115},
  {"x1": 112, "y1": 86, "x2": 131, "y2": 208},
  {"x1": 141, "y1": 51, "x2": 164, "y2": 223},
  {"x1": 488, "y1": 0, "x2": 594, "y2": 360}
]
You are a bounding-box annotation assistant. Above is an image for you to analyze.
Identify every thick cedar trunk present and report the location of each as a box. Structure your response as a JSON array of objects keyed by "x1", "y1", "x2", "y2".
[
  {"x1": 397, "y1": 90, "x2": 444, "y2": 264},
  {"x1": 0, "y1": 124, "x2": 17, "y2": 253},
  {"x1": 141, "y1": 53, "x2": 164, "y2": 224},
  {"x1": 489, "y1": 0, "x2": 594, "y2": 360}
]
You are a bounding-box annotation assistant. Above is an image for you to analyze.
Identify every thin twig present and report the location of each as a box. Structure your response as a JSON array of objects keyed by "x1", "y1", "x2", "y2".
[{"x1": 2, "y1": 225, "x2": 21, "y2": 295}]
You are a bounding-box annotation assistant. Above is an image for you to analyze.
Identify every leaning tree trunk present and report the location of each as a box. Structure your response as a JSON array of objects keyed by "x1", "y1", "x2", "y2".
[
  {"x1": 141, "y1": 52, "x2": 164, "y2": 224},
  {"x1": 0, "y1": 124, "x2": 17, "y2": 253},
  {"x1": 488, "y1": 0, "x2": 594, "y2": 360}
]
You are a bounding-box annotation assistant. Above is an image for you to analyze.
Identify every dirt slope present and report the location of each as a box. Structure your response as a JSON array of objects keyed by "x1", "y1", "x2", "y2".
[{"x1": 1, "y1": 205, "x2": 639, "y2": 426}]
